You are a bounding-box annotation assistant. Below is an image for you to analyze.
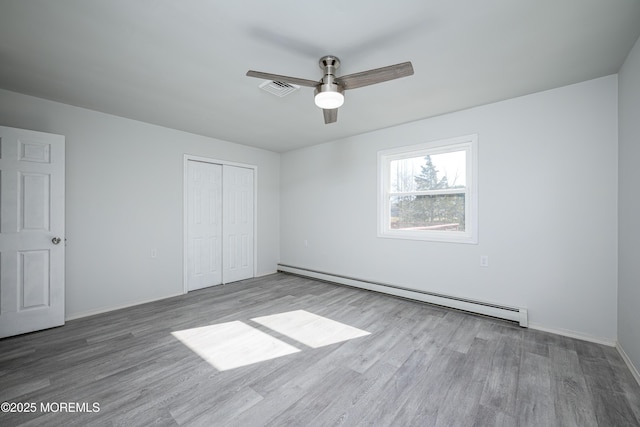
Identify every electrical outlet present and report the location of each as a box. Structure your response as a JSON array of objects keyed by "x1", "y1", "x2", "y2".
[
  {"x1": 304, "y1": 239, "x2": 308, "y2": 247},
  {"x1": 151, "y1": 248, "x2": 157, "y2": 258},
  {"x1": 480, "y1": 255, "x2": 489, "y2": 267}
]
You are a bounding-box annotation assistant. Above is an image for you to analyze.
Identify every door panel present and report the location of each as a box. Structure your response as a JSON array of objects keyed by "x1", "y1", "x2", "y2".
[
  {"x1": 0, "y1": 126, "x2": 65, "y2": 338},
  {"x1": 20, "y1": 172, "x2": 51, "y2": 230},
  {"x1": 20, "y1": 249, "x2": 50, "y2": 309},
  {"x1": 187, "y1": 161, "x2": 222, "y2": 291},
  {"x1": 223, "y1": 165, "x2": 254, "y2": 283}
]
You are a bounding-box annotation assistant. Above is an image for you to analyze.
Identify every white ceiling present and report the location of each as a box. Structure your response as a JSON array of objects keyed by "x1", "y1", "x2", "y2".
[{"x1": 1, "y1": 1, "x2": 639, "y2": 153}]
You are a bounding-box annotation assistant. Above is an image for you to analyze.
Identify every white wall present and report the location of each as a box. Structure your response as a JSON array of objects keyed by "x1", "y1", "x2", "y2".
[
  {"x1": 619, "y1": 36, "x2": 640, "y2": 373},
  {"x1": 0, "y1": 89, "x2": 280, "y2": 319},
  {"x1": 281, "y1": 76, "x2": 619, "y2": 342}
]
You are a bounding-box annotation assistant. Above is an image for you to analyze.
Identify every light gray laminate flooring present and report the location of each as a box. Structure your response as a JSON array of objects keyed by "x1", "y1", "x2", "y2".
[{"x1": 1, "y1": 273, "x2": 639, "y2": 426}]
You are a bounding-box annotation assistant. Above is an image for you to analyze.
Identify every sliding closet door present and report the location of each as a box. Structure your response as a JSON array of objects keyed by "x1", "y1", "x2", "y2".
[
  {"x1": 186, "y1": 159, "x2": 255, "y2": 291},
  {"x1": 222, "y1": 165, "x2": 254, "y2": 283},
  {"x1": 186, "y1": 160, "x2": 222, "y2": 291}
]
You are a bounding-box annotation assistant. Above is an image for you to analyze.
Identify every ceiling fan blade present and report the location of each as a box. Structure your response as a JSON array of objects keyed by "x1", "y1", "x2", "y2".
[
  {"x1": 246, "y1": 70, "x2": 319, "y2": 88},
  {"x1": 336, "y1": 61, "x2": 414, "y2": 90},
  {"x1": 323, "y1": 108, "x2": 338, "y2": 124}
]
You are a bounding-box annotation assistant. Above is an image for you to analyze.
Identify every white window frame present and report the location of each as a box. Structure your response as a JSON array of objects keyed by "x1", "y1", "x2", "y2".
[{"x1": 377, "y1": 134, "x2": 478, "y2": 244}]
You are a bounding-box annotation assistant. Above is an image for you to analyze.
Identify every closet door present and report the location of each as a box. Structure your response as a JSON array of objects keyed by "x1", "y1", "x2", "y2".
[
  {"x1": 222, "y1": 165, "x2": 254, "y2": 283},
  {"x1": 186, "y1": 161, "x2": 222, "y2": 291}
]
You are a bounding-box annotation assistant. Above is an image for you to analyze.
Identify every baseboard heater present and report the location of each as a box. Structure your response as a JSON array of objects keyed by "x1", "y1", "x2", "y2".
[{"x1": 277, "y1": 264, "x2": 528, "y2": 327}]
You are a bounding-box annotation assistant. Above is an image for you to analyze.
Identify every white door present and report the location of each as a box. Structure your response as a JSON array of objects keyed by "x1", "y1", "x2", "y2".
[
  {"x1": 223, "y1": 165, "x2": 254, "y2": 283},
  {"x1": 0, "y1": 126, "x2": 65, "y2": 338},
  {"x1": 186, "y1": 160, "x2": 223, "y2": 291}
]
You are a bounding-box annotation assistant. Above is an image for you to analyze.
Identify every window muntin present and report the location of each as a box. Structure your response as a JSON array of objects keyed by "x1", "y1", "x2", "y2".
[{"x1": 378, "y1": 135, "x2": 478, "y2": 243}]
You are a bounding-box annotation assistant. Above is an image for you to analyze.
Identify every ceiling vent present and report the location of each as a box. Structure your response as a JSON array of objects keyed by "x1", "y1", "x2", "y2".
[{"x1": 259, "y1": 80, "x2": 301, "y2": 97}]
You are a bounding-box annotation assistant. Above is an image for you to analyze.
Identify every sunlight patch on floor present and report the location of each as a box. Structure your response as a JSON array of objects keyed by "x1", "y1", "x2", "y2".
[
  {"x1": 251, "y1": 310, "x2": 371, "y2": 348},
  {"x1": 172, "y1": 310, "x2": 371, "y2": 371},
  {"x1": 171, "y1": 320, "x2": 301, "y2": 371}
]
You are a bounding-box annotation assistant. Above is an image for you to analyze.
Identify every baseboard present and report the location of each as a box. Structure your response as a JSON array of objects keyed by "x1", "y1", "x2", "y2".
[
  {"x1": 528, "y1": 322, "x2": 617, "y2": 347},
  {"x1": 617, "y1": 342, "x2": 640, "y2": 386},
  {"x1": 255, "y1": 270, "x2": 279, "y2": 278},
  {"x1": 65, "y1": 292, "x2": 184, "y2": 321},
  {"x1": 67, "y1": 272, "x2": 279, "y2": 321},
  {"x1": 277, "y1": 264, "x2": 528, "y2": 327}
]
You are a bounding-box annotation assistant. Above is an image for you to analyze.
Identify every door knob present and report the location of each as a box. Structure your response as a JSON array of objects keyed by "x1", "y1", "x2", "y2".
[{"x1": 52, "y1": 237, "x2": 62, "y2": 245}]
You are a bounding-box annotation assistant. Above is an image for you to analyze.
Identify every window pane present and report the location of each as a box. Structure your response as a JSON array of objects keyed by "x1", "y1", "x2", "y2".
[
  {"x1": 390, "y1": 194, "x2": 465, "y2": 231},
  {"x1": 390, "y1": 151, "x2": 466, "y2": 193}
]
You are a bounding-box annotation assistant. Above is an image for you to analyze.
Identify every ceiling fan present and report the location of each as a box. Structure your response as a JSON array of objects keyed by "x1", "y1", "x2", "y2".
[{"x1": 246, "y1": 56, "x2": 414, "y2": 124}]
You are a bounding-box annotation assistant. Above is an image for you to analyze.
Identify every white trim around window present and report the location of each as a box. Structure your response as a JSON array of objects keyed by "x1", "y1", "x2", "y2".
[{"x1": 377, "y1": 134, "x2": 478, "y2": 244}]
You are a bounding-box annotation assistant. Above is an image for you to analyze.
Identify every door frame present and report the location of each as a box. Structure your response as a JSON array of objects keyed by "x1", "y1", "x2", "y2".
[{"x1": 183, "y1": 154, "x2": 258, "y2": 293}]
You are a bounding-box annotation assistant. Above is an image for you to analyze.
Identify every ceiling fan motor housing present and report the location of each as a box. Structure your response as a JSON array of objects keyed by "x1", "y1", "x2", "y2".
[{"x1": 315, "y1": 56, "x2": 344, "y2": 109}]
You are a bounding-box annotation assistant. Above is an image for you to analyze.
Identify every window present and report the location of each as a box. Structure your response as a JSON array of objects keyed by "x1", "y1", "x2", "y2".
[{"x1": 378, "y1": 134, "x2": 478, "y2": 243}]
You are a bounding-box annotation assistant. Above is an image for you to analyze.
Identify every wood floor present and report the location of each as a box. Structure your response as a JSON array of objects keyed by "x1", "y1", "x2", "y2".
[{"x1": 1, "y1": 273, "x2": 639, "y2": 426}]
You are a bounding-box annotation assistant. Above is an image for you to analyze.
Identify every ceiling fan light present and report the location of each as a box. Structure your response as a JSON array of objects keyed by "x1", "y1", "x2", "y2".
[{"x1": 314, "y1": 84, "x2": 344, "y2": 109}]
